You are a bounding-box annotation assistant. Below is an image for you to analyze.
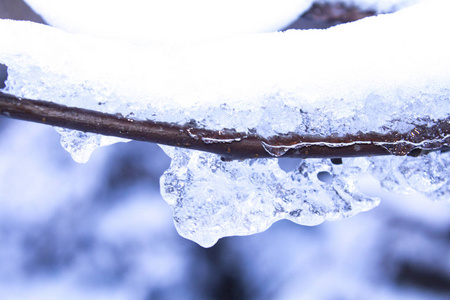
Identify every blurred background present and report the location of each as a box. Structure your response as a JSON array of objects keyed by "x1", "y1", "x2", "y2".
[{"x1": 0, "y1": 1, "x2": 449, "y2": 299}]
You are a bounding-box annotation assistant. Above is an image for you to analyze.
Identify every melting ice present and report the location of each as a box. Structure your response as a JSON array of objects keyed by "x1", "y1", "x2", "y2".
[
  {"x1": 160, "y1": 147, "x2": 449, "y2": 247},
  {"x1": 0, "y1": 0, "x2": 449, "y2": 246}
]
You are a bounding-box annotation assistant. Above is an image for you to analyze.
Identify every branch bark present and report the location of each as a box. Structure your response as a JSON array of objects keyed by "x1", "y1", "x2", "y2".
[{"x1": 1, "y1": 91, "x2": 448, "y2": 160}]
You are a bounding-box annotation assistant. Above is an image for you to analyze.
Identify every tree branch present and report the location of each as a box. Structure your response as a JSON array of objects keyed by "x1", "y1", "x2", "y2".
[
  {"x1": 302, "y1": 2, "x2": 376, "y2": 24},
  {"x1": 1, "y1": 91, "x2": 448, "y2": 160}
]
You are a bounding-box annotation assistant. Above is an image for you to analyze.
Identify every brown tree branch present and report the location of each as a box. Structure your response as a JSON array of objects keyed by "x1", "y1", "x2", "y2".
[
  {"x1": 0, "y1": 91, "x2": 448, "y2": 160},
  {"x1": 302, "y1": 3, "x2": 376, "y2": 24},
  {"x1": 284, "y1": 2, "x2": 376, "y2": 30}
]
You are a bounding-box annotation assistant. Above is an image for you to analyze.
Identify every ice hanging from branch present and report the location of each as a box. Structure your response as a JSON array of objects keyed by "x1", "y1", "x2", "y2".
[
  {"x1": 0, "y1": 0, "x2": 449, "y2": 246},
  {"x1": 160, "y1": 147, "x2": 379, "y2": 247},
  {"x1": 160, "y1": 148, "x2": 449, "y2": 247}
]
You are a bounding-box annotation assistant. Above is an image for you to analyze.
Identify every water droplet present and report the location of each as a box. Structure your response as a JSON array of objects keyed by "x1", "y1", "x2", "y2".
[
  {"x1": 317, "y1": 171, "x2": 333, "y2": 183},
  {"x1": 331, "y1": 158, "x2": 343, "y2": 165}
]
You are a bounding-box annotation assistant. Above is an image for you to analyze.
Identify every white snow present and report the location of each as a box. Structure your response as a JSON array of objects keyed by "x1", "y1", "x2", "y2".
[
  {"x1": 23, "y1": 0, "x2": 425, "y2": 43},
  {"x1": 23, "y1": 0, "x2": 314, "y2": 42},
  {"x1": 0, "y1": 0, "x2": 448, "y2": 246}
]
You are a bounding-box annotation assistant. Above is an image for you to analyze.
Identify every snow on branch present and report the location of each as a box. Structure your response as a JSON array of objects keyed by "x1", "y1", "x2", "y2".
[{"x1": 1, "y1": 0, "x2": 448, "y2": 164}]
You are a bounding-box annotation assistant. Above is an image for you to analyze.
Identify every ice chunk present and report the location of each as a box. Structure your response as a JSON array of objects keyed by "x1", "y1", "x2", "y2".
[
  {"x1": 57, "y1": 128, "x2": 128, "y2": 163},
  {"x1": 369, "y1": 151, "x2": 450, "y2": 202},
  {"x1": 161, "y1": 148, "x2": 449, "y2": 247},
  {"x1": 160, "y1": 146, "x2": 379, "y2": 247}
]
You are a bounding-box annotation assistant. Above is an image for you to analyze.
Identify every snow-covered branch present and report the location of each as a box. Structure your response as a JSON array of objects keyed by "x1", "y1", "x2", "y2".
[
  {"x1": 1, "y1": 0, "x2": 448, "y2": 164},
  {"x1": 0, "y1": 0, "x2": 449, "y2": 246}
]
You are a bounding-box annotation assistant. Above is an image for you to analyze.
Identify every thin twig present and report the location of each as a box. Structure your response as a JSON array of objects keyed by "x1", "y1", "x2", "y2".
[{"x1": 0, "y1": 91, "x2": 448, "y2": 160}]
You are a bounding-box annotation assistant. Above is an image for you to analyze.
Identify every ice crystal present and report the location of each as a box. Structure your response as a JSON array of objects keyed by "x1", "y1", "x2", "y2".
[{"x1": 160, "y1": 146, "x2": 380, "y2": 247}]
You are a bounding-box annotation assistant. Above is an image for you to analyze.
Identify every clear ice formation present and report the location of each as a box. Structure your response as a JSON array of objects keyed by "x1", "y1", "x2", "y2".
[
  {"x1": 160, "y1": 147, "x2": 449, "y2": 247},
  {"x1": 160, "y1": 146, "x2": 376, "y2": 247},
  {"x1": 0, "y1": 0, "x2": 449, "y2": 246},
  {"x1": 369, "y1": 152, "x2": 450, "y2": 201}
]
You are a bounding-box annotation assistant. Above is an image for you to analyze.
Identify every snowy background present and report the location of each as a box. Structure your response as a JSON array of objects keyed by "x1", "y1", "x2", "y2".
[{"x1": 0, "y1": 0, "x2": 450, "y2": 299}]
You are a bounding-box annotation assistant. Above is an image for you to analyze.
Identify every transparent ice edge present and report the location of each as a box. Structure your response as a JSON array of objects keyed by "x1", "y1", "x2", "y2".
[
  {"x1": 160, "y1": 147, "x2": 449, "y2": 247},
  {"x1": 56, "y1": 128, "x2": 130, "y2": 163}
]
